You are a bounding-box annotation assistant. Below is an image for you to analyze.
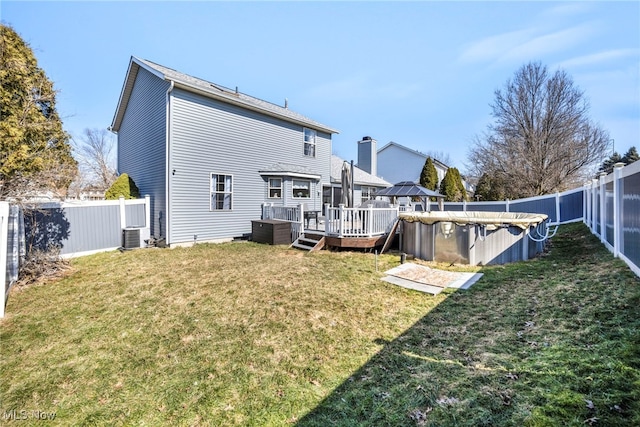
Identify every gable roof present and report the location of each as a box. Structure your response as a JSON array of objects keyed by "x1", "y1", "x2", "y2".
[
  {"x1": 111, "y1": 57, "x2": 339, "y2": 134},
  {"x1": 331, "y1": 155, "x2": 391, "y2": 188},
  {"x1": 377, "y1": 141, "x2": 448, "y2": 170}
]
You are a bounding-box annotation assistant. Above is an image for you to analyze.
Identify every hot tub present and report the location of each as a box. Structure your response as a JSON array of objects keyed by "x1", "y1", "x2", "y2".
[{"x1": 399, "y1": 211, "x2": 549, "y2": 265}]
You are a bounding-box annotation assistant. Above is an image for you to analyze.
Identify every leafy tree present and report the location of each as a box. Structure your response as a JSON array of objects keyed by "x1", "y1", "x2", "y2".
[
  {"x1": 105, "y1": 173, "x2": 140, "y2": 200},
  {"x1": 419, "y1": 157, "x2": 438, "y2": 191},
  {"x1": 439, "y1": 167, "x2": 466, "y2": 202},
  {"x1": 468, "y1": 61, "x2": 610, "y2": 198},
  {"x1": 0, "y1": 24, "x2": 76, "y2": 200}
]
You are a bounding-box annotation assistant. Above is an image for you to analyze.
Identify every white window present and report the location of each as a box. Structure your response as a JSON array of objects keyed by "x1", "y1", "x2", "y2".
[
  {"x1": 303, "y1": 128, "x2": 316, "y2": 157},
  {"x1": 268, "y1": 178, "x2": 282, "y2": 199},
  {"x1": 211, "y1": 173, "x2": 232, "y2": 210},
  {"x1": 292, "y1": 179, "x2": 311, "y2": 198},
  {"x1": 361, "y1": 186, "x2": 375, "y2": 204}
]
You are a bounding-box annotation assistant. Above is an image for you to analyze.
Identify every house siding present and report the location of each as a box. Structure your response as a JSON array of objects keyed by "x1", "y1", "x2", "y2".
[
  {"x1": 168, "y1": 88, "x2": 331, "y2": 244},
  {"x1": 378, "y1": 145, "x2": 447, "y2": 185},
  {"x1": 117, "y1": 67, "x2": 170, "y2": 238}
]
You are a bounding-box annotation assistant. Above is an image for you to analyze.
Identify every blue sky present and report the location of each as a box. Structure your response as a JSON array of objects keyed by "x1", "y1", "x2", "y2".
[{"x1": 3, "y1": 1, "x2": 639, "y2": 172}]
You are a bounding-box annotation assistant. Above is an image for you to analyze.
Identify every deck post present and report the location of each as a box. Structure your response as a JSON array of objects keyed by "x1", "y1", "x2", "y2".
[
  {"x1": 324, "y1": 203, "x2": 331, "y2": 234},
  {"x1": 368, "y1": 204, "x2": 374, "y2": 237},
  {"x1": 298, "y1": 203, "x2": 305, "y2": 233},
  {"x1": 338, "y1": 204, "x2": 345, "y2": 238}
]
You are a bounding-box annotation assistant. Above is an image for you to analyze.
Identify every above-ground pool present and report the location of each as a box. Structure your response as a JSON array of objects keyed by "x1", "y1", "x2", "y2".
[{"x1": 399, "y1": 211, "x2": 550, "y2": 265}]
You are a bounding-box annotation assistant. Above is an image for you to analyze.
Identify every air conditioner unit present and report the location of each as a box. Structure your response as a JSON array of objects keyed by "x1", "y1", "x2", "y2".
[{"x1": 122, "y1": 227, "x2": 151, "y2": 249}]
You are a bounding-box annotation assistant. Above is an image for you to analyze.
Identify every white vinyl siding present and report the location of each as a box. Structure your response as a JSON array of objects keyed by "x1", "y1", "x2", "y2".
[
  {"x1": 117, "y1": 67, "x2": 170, "y2": 239},
  {"x1": 168, "y1": 88, "x2": 332, "y2": 243}
]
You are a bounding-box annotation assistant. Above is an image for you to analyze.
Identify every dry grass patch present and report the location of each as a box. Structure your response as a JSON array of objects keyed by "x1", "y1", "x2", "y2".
[
  {"x1": 2, "y1": 224, "x2": 638, "y2": 426},
  {"x1": 1, "y1": 242, "x2": 439, "y2": 425}
]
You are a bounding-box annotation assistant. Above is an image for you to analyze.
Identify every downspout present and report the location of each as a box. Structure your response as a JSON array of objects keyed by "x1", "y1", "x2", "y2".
[{"x1": 165, "y1": 80, "x2": 174, "y2": 245}]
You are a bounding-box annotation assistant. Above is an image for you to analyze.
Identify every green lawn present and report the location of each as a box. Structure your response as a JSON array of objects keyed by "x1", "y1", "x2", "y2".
[{"x1": 1, "y1": 223, "x2": 638, "y2": 426}]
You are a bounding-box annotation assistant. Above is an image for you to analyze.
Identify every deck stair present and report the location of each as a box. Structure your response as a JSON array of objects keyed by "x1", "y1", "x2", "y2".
[{"x1": 291, "y1": 233, "x2": 325, "y2": 252}]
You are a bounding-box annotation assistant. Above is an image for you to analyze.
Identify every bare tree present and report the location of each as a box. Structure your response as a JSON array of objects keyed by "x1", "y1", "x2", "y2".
[
  {"x1": 423, "y1": 150, "x2": 453, "y2": 167},
  {"x1": 468, "y1": 62, "x2": 611, "y2": 198},
  {"x1": 72, "y1": 128, "x2": 117, "y2": 192}
]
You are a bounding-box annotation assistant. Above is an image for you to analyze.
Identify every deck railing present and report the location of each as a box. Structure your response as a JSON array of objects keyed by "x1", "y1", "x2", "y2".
[
  {"x1": 324, "y1": 204, "x2": 399, "y2": 238},
  {"x1": 262, "y1": 203, "x2": 304, "y2": 242},
  {"x1": 262, "y1": 203, "x2": 400, "y2": 239}
]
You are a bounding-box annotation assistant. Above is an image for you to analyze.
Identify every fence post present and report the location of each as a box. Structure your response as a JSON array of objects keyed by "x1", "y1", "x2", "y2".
[
  {"x1": 555, "y1": 192, "x2": 561, "y2": 224},
  {"x1": 599, "y1": 172, "x2": 606, "y2": 244},
  {"x1": 119, "y1": 196, "x2": 127, "y2": 230},
  {"x1": 584, "y1": 183, "x2": 590, "y2": 228},
  {"x1": 0, "y1": 202, "x2": 9, "y2": 318},
  {"x1": 505, "y1": 199, "x2": 510, "y2": 213},
  {"x1": 591, "y1": 178, "x2": 598, "y2": 234},
  {"x1": 613, "y1": 163, "x2": 625, "y2": 258}
]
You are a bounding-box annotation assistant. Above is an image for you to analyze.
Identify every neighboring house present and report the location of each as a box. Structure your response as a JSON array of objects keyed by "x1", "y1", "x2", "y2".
[
  {"x1": 361, "y1": 139, "x2": 473, "y2": 193},
  {"x1": 376, "y1": 141, "x2": 449, "y2": 185},
  {"x1": 110, "y1": 57, "x2": 338, "y2": 246},
  {"x1": 326, "y1": 155, "x2": 391, "y2": 208}
]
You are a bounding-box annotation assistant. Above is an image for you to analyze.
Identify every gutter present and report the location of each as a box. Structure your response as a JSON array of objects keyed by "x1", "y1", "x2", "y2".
[{"x1": 165, "y1": 80, "x2": 174, "y2": 244}]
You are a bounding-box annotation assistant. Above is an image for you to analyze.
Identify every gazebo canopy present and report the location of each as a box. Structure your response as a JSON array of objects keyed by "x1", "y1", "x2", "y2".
[{"x1": 375, "y1": 181, "x2": 444, "y2": 199}]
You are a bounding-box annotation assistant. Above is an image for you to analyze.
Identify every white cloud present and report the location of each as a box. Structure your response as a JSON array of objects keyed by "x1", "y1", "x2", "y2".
[
  {"x1": 460, "y1": 23, "x2": 597, "y2": 66},
  {"x1": 556, "y1": 49, "x2": 640, "y2": 69},
  {"x1": 458, "y1": 29, "x2": 534, "y2": 64},
  {"x1": 497, "y1": 23, "x2": 597, "y2": 64}
]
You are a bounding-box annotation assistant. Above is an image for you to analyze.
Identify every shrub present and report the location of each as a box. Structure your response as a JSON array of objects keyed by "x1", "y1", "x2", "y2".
[{"x1": 105, "y1": 173, "x2": 140, "y2": 200}]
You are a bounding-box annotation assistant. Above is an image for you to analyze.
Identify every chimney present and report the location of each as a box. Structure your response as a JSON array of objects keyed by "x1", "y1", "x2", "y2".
[{"x1": 357, "y1": 136, "x2": 377, "y2": 176}]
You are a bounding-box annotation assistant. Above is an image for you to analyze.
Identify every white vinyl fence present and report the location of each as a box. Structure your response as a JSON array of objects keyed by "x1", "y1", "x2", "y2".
[
  {"x1": 25, "y1": 196, "x2": 150, "y2": 258},
  {"x1": 435, "y1": 188, "x2": 585, "y2": 225},
  {"x1": 1, "y1": 197, "x2": 150, "y2": 318},
  {"x1": 584, "y1": 161, "x2": 640, "y2": 277},
  {"x1": 1, "y1": 203, "x2": 25, "y2": 318}
]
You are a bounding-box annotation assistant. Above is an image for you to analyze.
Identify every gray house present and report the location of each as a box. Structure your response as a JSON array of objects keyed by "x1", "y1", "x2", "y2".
[{"x1": 110, "y1": 57, "x2": 338, "y2": 246}]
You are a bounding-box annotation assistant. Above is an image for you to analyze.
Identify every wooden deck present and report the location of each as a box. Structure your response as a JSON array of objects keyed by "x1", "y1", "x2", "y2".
[{"x1": 324, "y1": 234, "x2": 388, "y2": 249}]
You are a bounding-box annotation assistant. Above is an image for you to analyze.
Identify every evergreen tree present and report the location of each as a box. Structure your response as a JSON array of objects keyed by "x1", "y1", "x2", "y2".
[
  {"x1": 0, "y1": 24, "x2": 77, "y2": 199},
  {"x1": 622, "y1": 146, "x2": 639, "y2": 165},
  {"x1": 475, "y1": 172, "x2": 509, "y2": 201},
  {"x1": 453, "y1": 168, "x2": 468, "y2": 201},
  {"x1": 597, "y1": 152, "x2": 623, "y2": 176},
  {"x1": 105, "y1": 173, "x2": 140, "y2": 200},
  {"x1": 440, "y1": 168, "x2": 464, "y2": 202},
  {"x1": 419, "y1": 157, "x2": 438, "y2": 191}
]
